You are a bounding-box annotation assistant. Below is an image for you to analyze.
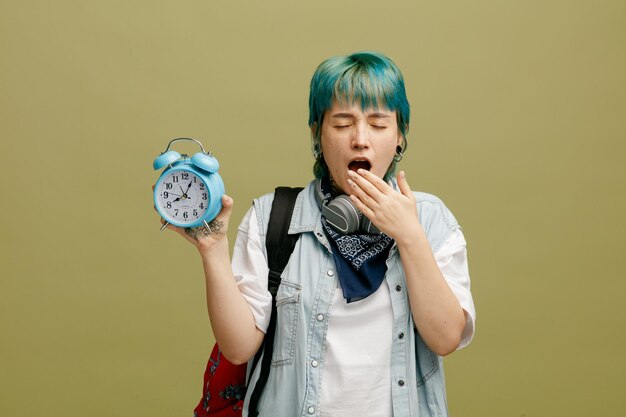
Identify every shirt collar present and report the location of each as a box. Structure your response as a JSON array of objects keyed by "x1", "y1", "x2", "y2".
[{"x1": 288, "y1": 180, "x2": 321, "y2": 235}]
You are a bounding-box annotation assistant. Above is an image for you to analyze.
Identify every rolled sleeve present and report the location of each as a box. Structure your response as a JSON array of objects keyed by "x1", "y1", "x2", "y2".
[
  {"x1": 231, "y1": 206, "x2": 272, "y2": 333},
  {"x1": 433, "y1": 228, "x2": 476, "y2": 349}
]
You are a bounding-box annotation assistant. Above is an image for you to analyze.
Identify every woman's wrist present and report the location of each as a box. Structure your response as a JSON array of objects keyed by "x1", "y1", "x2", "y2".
[
  {"x1": 393, "y1": 222, "x2": 427, "y2": 249},
  {"x1": 197, "y1": 237, "x2": 230, "y2": 257}
]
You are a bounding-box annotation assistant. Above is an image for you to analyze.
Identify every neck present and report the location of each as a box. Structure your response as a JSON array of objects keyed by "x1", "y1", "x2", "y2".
[{"x1": 328, "y1": 175, "x2": 343, "y2": 196}]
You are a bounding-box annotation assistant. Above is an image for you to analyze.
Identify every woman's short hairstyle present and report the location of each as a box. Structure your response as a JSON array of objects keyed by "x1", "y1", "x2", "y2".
[{"x1": 308, "y1": 51, "x2": 410, "y2": 180}]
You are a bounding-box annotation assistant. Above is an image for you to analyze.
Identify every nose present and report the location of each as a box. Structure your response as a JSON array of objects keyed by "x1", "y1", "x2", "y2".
[{"x1": 351, "y1": 123, "x2": 369, "y2": 150}]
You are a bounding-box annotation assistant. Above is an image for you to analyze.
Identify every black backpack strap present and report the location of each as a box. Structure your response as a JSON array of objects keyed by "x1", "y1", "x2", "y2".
[{"x1": 248, "y1": 186, "x2": 303, "y2": 417}]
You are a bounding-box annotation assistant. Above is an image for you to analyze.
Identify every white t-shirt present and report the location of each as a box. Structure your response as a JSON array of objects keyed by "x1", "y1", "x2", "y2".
[{"x1": 232, "y1": 206, "x2": 476, "y2": 417}]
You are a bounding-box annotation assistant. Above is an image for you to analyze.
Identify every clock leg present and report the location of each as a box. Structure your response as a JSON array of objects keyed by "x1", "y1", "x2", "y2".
[{"x1": 203, "y1": 220, "x2": 212, "y2": 234}]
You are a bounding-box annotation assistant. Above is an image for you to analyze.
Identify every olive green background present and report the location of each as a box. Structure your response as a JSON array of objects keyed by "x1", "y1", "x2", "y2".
[{"x1": 1, "y1": 1, "x2": 625, "y2": 416}]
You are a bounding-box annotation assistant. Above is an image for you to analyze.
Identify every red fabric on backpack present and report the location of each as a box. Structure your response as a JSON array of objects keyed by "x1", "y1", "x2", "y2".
[{"x1": 193, "y1": 344, "x2": 247, "y2": 417}]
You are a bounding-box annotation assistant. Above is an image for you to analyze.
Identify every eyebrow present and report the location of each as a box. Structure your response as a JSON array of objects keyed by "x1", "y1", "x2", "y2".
[
  {"x1": 367, "y1": 112, "x2": 392, "y2": 119},
  {"x1": 330, "y1": 112, "x2": 391, "y2": 119}
]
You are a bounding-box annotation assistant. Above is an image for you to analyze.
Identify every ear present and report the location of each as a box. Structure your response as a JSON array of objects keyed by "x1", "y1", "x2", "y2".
[
  {"x1": 397, "y1": 123, "x2": 408, "y2": 149},
  {"x1": 396, "y1": 133, "x2": 404, "y2": 148},
  {"x1": 311, "y1": 123, "x2": 323, "y2": 159}
]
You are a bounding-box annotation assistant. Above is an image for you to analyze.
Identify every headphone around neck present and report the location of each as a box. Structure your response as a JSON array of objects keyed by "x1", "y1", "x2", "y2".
[{"x1": 314, "y1": 179, "x2": 380, "y2": 235}]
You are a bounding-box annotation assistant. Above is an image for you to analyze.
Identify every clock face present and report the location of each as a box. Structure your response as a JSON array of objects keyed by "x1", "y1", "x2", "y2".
[{"x1": 156, "y1": 170, "x2": 209, "y2": 225}]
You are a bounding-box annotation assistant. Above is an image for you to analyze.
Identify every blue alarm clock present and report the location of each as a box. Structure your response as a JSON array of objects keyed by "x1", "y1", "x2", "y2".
[{"x1": 153, "y1": 137, "x2": 225, "y2": 231}]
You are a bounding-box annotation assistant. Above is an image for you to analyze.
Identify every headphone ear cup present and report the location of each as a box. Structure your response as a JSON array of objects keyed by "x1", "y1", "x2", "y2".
[
  {"x1": 322, "y1": 195, "x2": 361, "y2": 234},
  {"x1": 359, "y1": 216, "x2": 380, "y2": 234},
  {"x1": 191, "y1": 153, "x2": 220, "y2": 173}
]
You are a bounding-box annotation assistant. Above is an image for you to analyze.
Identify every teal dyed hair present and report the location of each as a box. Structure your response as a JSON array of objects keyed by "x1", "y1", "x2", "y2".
[{"x1": 308, "y1": 51, "x2": 410, "y2": 180}]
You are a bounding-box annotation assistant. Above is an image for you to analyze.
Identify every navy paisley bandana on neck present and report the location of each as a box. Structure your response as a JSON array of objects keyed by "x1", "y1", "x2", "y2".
[{"x1": 319, "y1": 177, "x2": 394, "y2": 303}]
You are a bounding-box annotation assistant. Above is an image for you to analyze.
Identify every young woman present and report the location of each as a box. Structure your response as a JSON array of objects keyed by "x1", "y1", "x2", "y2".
[{"x1": 162, "y1": 51, "x2": 475, "y2": 417}]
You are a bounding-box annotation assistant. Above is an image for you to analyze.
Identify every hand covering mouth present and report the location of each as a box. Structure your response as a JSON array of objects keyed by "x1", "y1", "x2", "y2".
[{"x1": 348, "y1": 160, "x2": 371, "y2": 172}]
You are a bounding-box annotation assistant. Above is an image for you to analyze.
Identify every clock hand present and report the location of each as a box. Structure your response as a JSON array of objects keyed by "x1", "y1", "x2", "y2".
[
  {"x1": 164, "y1": 191, "x2": 183, "y2": 202},
  {"x1": 179, "y1": 182, "x2": 193, "y2": 200}
]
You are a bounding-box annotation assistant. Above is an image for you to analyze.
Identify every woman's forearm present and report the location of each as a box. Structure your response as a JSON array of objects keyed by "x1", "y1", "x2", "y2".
[
  {"x1": 396, "y1": 226, "x2": 466, "y2": 356},
  {"x1": 198, "y1": 240, "x2": 264, "y2": 365}
]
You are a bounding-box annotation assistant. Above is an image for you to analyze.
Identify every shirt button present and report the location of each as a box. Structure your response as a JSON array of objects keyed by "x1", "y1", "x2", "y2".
[
  {"x1": 396, "y1": 285, "x2": 402, "y2": 292},
  {"x1": 327, "y1": 269, "x2": 335, "y2": 277},
  {"x1": 311, "y1": 360, "x2": 319, "y2": 368},
  {"x1": 316, "y1": 314, "x2": 325, "y2": 322},
  {"x1": 398, "y1": 379, "x2": 405, "y2": 387},
  {"x1": 399, "y1": 332, "x2": 405, "y2": 339},
  {"x1": 308, "y1": 406, "x2": 315, "y2": 414}
]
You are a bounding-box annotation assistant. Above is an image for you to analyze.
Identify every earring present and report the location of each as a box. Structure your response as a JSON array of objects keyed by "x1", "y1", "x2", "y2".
[
  {"x1": 312, "y1": 143, "x2": 322, "y2": 159},
  {"x1": 394, "y1": 145, "x2": 404, "y2": 162}
]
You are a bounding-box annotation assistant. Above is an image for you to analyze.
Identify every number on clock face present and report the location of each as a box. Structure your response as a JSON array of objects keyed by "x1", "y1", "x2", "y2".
[{"x1": 156, "y1": 171, "x2": 208, "y2": 225}]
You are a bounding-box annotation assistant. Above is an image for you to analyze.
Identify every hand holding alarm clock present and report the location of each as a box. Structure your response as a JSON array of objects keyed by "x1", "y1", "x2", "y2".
[{"x1": 153, "y1": 138, "x2": 225, "y2": 236}]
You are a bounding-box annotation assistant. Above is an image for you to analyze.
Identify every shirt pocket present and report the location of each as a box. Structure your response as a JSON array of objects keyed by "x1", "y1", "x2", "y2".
[{"x1": 272, "y1": 279, "x2": 302, "y2": 366}]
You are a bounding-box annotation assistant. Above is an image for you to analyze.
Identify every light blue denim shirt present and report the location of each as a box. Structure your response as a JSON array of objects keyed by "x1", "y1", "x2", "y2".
[{"x1": 243, "y1": 180, "x2": 461, "y2": 417}]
